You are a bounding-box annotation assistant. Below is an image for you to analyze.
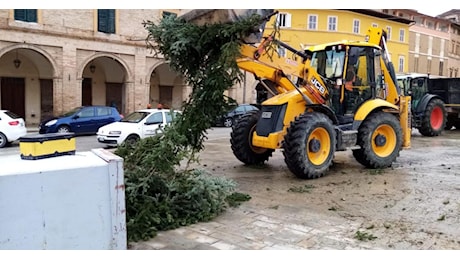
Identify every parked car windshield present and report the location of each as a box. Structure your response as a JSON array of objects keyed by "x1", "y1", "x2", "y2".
[
  {"x1": 61, "y1": 107, "x2": 83, "y2": 117},
  {"x1": 121, "y1": 111, "x2": 150, "y2": 123}
]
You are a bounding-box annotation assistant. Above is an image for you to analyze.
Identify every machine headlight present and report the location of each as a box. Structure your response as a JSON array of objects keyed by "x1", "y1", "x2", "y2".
[{"x1": 45, "y1": 119, "x2": 57, "y2": 126}]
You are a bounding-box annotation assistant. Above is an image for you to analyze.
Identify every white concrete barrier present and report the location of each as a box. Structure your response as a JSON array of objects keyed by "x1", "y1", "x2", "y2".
[{"x1": 0, "y1": 148, "x2": 126, "y2": 249}]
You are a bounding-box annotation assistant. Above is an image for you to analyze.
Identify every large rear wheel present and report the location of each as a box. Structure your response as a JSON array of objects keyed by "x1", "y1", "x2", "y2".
[
  {"x1": 230, "y1": 110, "x2": 274, "y2": 165},
  {"x1": 418, "y1": 98, "x2": 446, "y2": 136},
  {"x1": 352, "y1": 112, "x2": 402, "y2": 168},
  {"x1": 283, "y1": 112, "x2": 336, "y2": 179}
]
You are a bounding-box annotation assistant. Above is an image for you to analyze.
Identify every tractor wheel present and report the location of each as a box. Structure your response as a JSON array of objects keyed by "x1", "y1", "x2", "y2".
[
  {"x1": 230, "y1": 110, "x2": 274, "y2": 165},
  {"x1": 418, "y1": 98, "x2": 447, "y2": 136},
  {"x1": 283, "y1": 112, "x2": 336, "y2": 179},
  {"x1": 351, "y1": 148, "x2": 368, "y2": 167},
  {"x1": 353, "y1": 111, "x2": 402, "y2": 168}
]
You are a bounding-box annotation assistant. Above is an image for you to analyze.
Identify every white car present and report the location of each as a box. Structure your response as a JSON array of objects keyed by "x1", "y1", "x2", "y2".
[
  {"x1": 0, "y1": 110, "x2": 27, "y2": 148},
  {"x1": 96, "y1": 108, "x2": 181, "y2": 146}
]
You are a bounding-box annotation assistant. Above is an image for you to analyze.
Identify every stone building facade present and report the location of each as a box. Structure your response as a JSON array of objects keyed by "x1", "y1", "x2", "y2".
[
  {"x1": 0, "y1": 9, "x2": 257, "y2": 126},
  {"x1": 382, "y1": 9, "x2": 460, "y2": 77},
  {"x1": 4, "y1": 9, "x2": 458, "y2": 128}
]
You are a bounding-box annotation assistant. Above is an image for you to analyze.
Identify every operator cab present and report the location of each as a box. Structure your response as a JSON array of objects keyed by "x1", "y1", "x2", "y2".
[
  {"x1": 397, "y1": 73, "x2": 429, "y2": 109},
  {"x1": 308, "y1": 44, "x2": 386, "y2": 129}
]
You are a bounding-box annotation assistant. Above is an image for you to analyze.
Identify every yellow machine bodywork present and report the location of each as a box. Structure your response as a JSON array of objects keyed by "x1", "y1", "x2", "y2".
[
  {"x1": 236, "y1": 34, "x2": 411, "y2": 151},
  {"x1": 180, "y1": 9, "x2": 411, "y2": 179}
]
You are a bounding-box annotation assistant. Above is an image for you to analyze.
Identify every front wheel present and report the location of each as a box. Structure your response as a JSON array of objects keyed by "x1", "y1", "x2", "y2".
[
  {"x1": 124, "y1": 134, "x2": 140, "y2": 146},
  {"x1": 57, "y1": 125, "x2": 71, "y2": 133},
  {"x1": 283, "y1": 112, "x2": 336, "y2": 179},
  {"x1": 230, "y1": 110, "x2": 274, "y2": 165},
  {"x1": 418, "y1": 98, "x2": 447, "y2": 136},
  {"x1": 353, "y1": 112, "x2": 402, "y2": 168},
  {"x1": 223, "y1": 118, "x2": 234, "y2": 128}
]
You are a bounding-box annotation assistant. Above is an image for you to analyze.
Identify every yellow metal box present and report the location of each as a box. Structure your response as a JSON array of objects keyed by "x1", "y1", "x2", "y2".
[{"x1": 19, "y1": 133, "x2": 76, "y2": 160}]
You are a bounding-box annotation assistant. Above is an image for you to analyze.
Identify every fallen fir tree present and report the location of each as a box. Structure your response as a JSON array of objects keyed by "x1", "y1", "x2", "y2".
[{"x1": 115, "y1": 11, "x2": 269, "y2": 242}]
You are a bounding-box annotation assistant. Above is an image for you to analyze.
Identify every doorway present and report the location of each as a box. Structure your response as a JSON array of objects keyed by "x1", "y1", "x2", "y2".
[
  {"x1": 159, "y1": 85, "x2": 173, "y2": 108},
  {"x1": 106, "y1": 82, "x2": 123, "y2": 114},
  {"x1": 82, "y1": 78, "x2": 92, "y2": 106},
  {"x1": 40, "y1": 79, "x2": 53, "y2": 120},
  {"x1": 1, "y1": 77, "x2": 25, "y2": 118}
]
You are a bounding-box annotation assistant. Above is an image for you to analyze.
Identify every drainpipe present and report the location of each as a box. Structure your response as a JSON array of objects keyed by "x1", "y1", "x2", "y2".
[{"x1": 242, "y1": 71, "x2": 246, "y2": 103}]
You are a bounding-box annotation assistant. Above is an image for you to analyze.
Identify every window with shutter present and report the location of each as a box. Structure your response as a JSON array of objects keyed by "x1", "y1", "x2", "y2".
[
  {"x1": 276, "y1": 13, "x2": 291, "y2": 28},
  {"x1": 98, "y1": 9, "x2": 115, "y2": 34},
  {"x1": 14, "y1": 9, "x2": 37, "y2": 22}
]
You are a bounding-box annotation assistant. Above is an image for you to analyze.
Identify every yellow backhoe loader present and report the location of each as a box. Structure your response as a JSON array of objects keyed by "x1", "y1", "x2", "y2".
[{"x1": 182, "y1": 9, "x2": 411, "y2": 179}]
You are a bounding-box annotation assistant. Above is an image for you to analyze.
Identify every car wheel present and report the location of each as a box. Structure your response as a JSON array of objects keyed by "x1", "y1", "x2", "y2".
[
  {"x1": 223, "y1": 118, "x2": 234, "y2": 127},
  {"x1": 0, "y1": 132, "x2": 7, "y2": 148},
  {"x1": 57, "y1": 125, "x2": 71, "y2": 133},
  {"x1": 125, "y1": 134, "x2": 140, "y2": 146}
]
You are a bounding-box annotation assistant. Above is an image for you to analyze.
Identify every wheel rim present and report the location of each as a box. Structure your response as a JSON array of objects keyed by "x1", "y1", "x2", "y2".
[
  {"x1": 430, "y1": 106, "x2": 443, "y2": 130},
  {"x1": 307, "y1": 127, "x2": 331, "y2": 166},
  {"x1": 371, "y1": 124, "x2": 396, "y2": 157},
  {"x1": 0, "y1": 135, "x2": 5, "y2": 146},
  {"x1": 224, "y1": 118, "x2": 232, "y2": 127},
  {"x1": 58, "y1": 127, "x2": 69, "y2": 133},
  {"x1": 126, "y1": 138, "x2": 137, "y2": 146}
]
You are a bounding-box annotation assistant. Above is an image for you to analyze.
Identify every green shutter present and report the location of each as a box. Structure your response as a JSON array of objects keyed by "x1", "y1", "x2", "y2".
[
  {"x1": 98, "y1": 9, "x2": 115, "y2": 34},
  {"x1": 26, "y1": 9, "x2": 37, "y2": 22},
  {"x1": 98, "y1": 9, "x2": 108, "y2": 33},
  {"x1": 14, "y1": 9, "x2": 26, "y2": 21},
  {"x1": 107, "y1": 10, "x2": 115, "y2": 33},
  {"x1": 14, "y1": 9, "x2": 37, "y2": 22}
]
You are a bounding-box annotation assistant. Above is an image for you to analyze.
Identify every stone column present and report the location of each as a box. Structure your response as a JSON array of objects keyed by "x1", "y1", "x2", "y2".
[{"x1": 62, "y1": 44, "x2": 79, "y2": 112}]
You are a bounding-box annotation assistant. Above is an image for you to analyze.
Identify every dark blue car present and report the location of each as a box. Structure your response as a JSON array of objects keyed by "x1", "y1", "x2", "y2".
[
  {"x1": 39, "y1": 106, "x2": 122, "y2": 135},
  {"x1": 214, "y1": 104, "x2": 259, "y2": 127}
]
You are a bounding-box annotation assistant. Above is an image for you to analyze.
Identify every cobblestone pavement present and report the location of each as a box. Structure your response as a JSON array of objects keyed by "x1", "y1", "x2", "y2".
[
  {"x1": 129, "y1": 201, "x2": 379, "y2": 250},
  {"x1": 129, "y1": 128, "x2": 460, "y2": 251}
]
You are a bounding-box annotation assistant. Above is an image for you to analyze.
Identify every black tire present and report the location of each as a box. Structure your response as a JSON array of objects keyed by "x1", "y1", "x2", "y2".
[
  {"x1": 223, "y1": 118, "x2": 233, "y2": 128},
  {"x1": 353, "y1": 112, "x2": 402, "y2": 168},
  {"x1": 418, "y1": 98, "x2": 447, "y2": 136},
  {"x1": 0, "y1": 132, "x2": 7, "y2": 148},
  {"x1": 445, "y1": 119, "x2": 454, "y2": 131},
  {"x1": 57, "y1": 125, "x2": 71, "y2": 133},
  {"x1": 351, "y1": 148, "x2": 368, "y2": 167},
  {"x1": 230, "y1": 110, "x2": 274, "y2": 165},
  {"x1": 125, "y1": 134, "x2": 140, "y2": 146},
  {"x1": 283, "y1": 112, "x2": 336, "y2": 179}
]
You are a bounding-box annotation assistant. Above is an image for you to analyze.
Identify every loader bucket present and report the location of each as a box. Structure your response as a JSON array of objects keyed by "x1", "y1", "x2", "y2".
[{"x1": 178, "y1": 9, "x2": 275, "y2": 44}]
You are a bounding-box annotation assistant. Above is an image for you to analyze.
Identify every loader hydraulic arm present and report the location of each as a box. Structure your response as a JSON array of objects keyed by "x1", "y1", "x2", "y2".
[
  {"x1": 365, "y1": 27, "x2": 400, "y2": 101},
  {"x1": 236, "y1": 32, "x2": 331, "y2": 106}
]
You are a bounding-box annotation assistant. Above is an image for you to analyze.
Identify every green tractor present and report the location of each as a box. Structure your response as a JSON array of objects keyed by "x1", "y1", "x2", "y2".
[{"x1": 396, "y1": 73, "x2": 460, "y2": 135}]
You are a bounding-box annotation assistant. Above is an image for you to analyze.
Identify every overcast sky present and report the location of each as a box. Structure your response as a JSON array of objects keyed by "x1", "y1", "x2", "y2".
[{"x1": 416, "y1": 8, "x2": 451, "y2": 17}]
